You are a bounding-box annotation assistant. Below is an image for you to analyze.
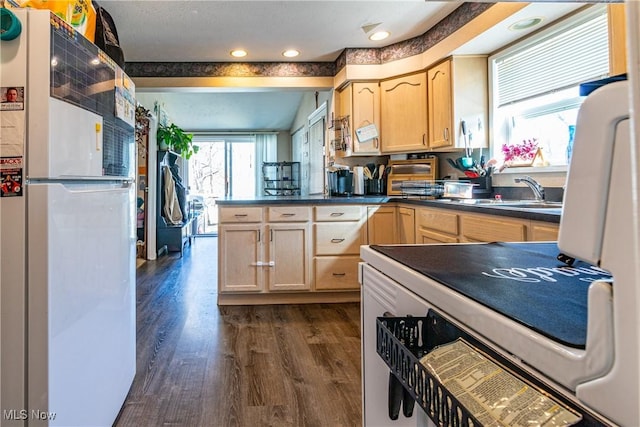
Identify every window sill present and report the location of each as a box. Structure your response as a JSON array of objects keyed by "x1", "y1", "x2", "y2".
[{"x1": 497, "y1": 165, "x2": 568, "y2": 174}]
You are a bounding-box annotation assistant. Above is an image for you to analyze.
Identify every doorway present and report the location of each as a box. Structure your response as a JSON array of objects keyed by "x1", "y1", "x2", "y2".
[
  {"x1": 308, "y1": 102, "x2": 327, "y2": 195},
  {"x1": 189, "y1": 137, "x2": 256, "y2": 235}
]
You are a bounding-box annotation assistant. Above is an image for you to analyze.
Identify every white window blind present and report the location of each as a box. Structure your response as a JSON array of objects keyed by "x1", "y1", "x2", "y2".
[{"x1": 495, "y1": 6, "x2": 609, "y2": 107}]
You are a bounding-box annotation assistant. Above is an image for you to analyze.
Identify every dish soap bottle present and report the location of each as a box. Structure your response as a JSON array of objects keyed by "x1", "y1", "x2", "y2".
[{"x1": 566, "y1": 125, "x2": 575, "y2": 165}]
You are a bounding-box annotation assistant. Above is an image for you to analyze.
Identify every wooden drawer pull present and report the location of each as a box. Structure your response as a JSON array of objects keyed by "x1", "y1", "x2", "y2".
[
  {"x1": 332, "y1": 272, "x2": 346, "y2": 276},
  {"x1": 281, "y1": 213, "x2": 296, "y2": 217},
  {"x1": 330, "y1": 212, "x2": 344, "y2": 217},
  {"x1": 234, "y1": 214, "x2": 248, "y2": 217},
  {"x1": 331, "y1": 238, "x2": 345, "y2": 243}
]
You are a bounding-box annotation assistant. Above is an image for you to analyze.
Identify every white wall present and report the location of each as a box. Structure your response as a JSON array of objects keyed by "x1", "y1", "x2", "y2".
[
  {"x1": 290, "y1": 91, "x2": 333, "y2": 136},
  {"x1": 277, "y1": 131, "x2": 291, "y2": 161}
]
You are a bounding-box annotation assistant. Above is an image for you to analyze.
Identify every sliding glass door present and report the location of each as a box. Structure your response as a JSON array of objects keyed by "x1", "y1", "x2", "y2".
[
  {"x1": 225, "y1": 140, "x2": 256, "y2": 198},
  {"x1": 189, "y1": 137, "x2": 255, "y2": 235}
]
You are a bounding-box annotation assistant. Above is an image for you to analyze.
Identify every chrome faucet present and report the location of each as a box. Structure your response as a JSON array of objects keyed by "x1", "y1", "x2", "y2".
[{"x1": 514, "y1": 176, "x2": 545, "y2": 201}]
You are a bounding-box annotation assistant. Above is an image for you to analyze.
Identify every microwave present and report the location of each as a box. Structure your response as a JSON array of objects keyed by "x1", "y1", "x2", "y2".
[{"x1": 386, "y1": 158, "x2": 438, "y2": 195}]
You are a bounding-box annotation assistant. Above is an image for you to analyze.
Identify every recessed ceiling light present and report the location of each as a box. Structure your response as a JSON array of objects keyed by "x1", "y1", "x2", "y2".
[
  {"x1": 230, "y1": 49, "x2": 247, "y2": 58},
  {"x1": 282, "y1": 49, "x2": 300, "y2": 58},
  {"x1": 369, "y1": 31, "x2": 390, "y2": 41},
  {"x1": 509, "y1": 17, "x2": 544, "y2": 31}
]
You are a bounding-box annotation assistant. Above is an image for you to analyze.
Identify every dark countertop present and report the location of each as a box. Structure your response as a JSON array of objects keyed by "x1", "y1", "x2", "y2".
[
  {"x1": 399, "y1": 198, "x2": 562, "y2": 223},
  {"x1": 216, "y1": 195, "x2": 561, "y2": 223},
  {"x1": 215, "y1": 195, "x2": 392, "y2": 205}
]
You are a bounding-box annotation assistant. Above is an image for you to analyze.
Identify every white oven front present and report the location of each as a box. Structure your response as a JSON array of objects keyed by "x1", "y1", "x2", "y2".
[{"x1": 360, "y1": 263, "x2": 436, "y2": 427}]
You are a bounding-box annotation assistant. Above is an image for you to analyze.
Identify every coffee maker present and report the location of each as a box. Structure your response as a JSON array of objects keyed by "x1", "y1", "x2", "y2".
[{"x1": 327, "y1": 169, "x2": 353, "y2": 196}]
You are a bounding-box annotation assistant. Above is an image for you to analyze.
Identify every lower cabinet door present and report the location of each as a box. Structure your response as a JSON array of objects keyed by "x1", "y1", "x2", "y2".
[
  {"x1": 314, "y1": 256, "x2": 360, "y2": 290},
  {"x1": 218, "y1": 224, "x2": 264, "y2": 292},
  {"x1": 398, "y1": 207, "x2": 416, "y2": 244},
  {"x1": 367, "y1": 206, "x2": 397, "y2": 245},
  {"x1": 417, "y1": 228, "x2": 459, "y2": 244},
  {"x1": 268, "y1": 224, "x2": 311, "y2": 291}
]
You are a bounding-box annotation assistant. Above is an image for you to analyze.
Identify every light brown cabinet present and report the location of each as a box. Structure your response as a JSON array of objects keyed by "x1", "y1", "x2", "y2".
[
  {"x1": 219, "y1": 223, "x2": 264, "y2": 293},
  {"x1": 314, "y1": 222, "x2": 363, "y2": 255},
  {"x1": 528, "y1": 221, "x2": 560, "y2": 241},
  {"x1": 460, "y1": 214, "x2": 526, "y2": 242},
  {"x1": 218, "y1": 202, "x2": 560, "y2": 304},
  {"x1": 268, "y1": 223, "x2": 311, "y2": 291},
  {"x1": 608, "y1": 4, "x2": 627, "y2": 76},
  {"x1": 416, "y1": 207, "x2": 460, "y2": 243},
  {"x1": 397, "y1": 207, "x2": 416, "y2": 244},
  {"x1": 314, "y1": 256, "x2": 361, "y2": 290},
  {"x1": 418, "y1": 228, "x2": 459, "y2": 244},
  {"x1": 427, "y1": 56, "x2": 489, "y2": 150},
  {"x1": 313, "y1": 205, "x2": 366, "y2": 290},
  {"x1": 266, "y1": 206, "x2": 311, "y2": 291},
  {"x1": 367, "y1": 206, "x2": 397, "y2": 245},
  {"x1": 337, "y1": 82, "x2": 381, "y2": 155},
  {"x1": 427, "y1": 60, "x2": 453, "y2": 149},
  {"x1": 415, "y1": 205, "x2": 558, "y2": 243},
  {"x1": 315, "y1": 205, "x2": 364, "y2": 222},
  {"x1": 380, "y1": 73, "x2": 428, "y2": 153},
  {"x1": 218, "y1": 206, "x2": 310, "y2": 296}
]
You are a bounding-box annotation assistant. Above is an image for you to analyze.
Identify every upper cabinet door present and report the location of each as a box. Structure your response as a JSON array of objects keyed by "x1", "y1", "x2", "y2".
[
  {"x1": 427, "y1": 56, "x2": 489, "y2": 151},
  {"x1": 380, "y1": 73, "x2": 428, "y2": 153},
  {"x1": 352, "y1": 82, "x2": 381, "y2": 155},
  {"x1": 428, "y1": 59, "x2": 453, "y2": 149}
]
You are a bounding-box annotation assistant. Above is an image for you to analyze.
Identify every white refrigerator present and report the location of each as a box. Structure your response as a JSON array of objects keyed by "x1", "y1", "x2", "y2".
[{"x1": 1, "y1": 8, "x2": 136, "y2": 427}]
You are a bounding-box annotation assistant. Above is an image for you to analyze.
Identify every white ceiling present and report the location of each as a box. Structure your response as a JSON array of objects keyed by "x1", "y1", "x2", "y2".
[
  {"x1": 100, "y1": 1, "x2": 583, "y2": 132},
  {"x1": 101, "y1": 1, "x2": 462, "y2": 62}
]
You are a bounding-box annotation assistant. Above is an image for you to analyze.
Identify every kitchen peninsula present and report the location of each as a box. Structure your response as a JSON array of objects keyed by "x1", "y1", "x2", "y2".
[{"x1": 216, "y1": 195, "x2": 561, "y2": 305}]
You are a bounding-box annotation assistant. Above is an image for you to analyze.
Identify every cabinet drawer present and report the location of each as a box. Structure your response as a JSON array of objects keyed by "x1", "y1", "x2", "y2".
[
  {"x1": 267, "y1": 206, "x2": 310, "y2": 222},
  {"x1": 461, "y1": 215, "x2": 526, "y2": 242},
  {"x1": 315, "y1": 205, "x2": 364, "y2": 222},
  {"x1": 417, "y1": 208, "x2": 458, "y2": 235},
  {"x1": 529, "y1": 221, "x2": 559, "y2": 241},
  {"x1": 219, "y1": 207, "x2": 263, "y2": 223},
  {"x1": 417, "y1": 228, "x2": 458, "y2": 244},
  {"x1": 314, "y1": 256, "x2": 360, "y2": 290},
  {"x1": 314, "y1": 223, "x2": 363, "y2": 255}
]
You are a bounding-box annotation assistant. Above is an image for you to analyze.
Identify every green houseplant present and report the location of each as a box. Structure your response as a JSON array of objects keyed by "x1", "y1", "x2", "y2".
[{"x1": 157, "y1": 123, "x2": 199, "y2": 159}]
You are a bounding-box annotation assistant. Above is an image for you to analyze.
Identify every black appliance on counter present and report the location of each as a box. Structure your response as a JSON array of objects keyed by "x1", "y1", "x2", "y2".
[{"x1": 327, "y1": 170, "x2": 353, "y2": 196}]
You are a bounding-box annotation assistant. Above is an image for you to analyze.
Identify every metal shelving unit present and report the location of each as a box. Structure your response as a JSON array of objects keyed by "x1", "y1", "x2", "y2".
[{"x1": 262, "y1": 161, "x2": 301, "y2": 196}]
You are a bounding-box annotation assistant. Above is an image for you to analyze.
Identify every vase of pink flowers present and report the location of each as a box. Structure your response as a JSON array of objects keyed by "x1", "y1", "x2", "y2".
[{"x1": 501, "y1": 139, "x2": 540, "y2": 167}]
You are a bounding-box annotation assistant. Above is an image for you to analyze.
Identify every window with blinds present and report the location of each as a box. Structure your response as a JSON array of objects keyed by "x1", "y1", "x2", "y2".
[{"x1": 490, "y1": 5, "x2": 610, "y2": 167}]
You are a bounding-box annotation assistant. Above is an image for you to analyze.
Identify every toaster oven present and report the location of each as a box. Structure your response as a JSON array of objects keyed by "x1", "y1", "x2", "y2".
[{"x1": 386, "y1": 158, "x2": 438, "y2": 196}]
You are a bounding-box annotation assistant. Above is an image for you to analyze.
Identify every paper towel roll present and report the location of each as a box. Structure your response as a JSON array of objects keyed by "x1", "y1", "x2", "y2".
[{"x1": 353, "y1": 166, "x2": 365, "y2": 195}]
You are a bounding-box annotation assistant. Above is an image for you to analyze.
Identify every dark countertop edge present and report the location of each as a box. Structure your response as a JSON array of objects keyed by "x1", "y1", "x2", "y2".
[
  {"x1": 215, "y1": 196, "x2": 392, "y2": 205},
  {"x1": 397, "y1": 198, "x2": 561, "y2": 223},
  {"x1": 216, "y1": 196, "x2": 561, "y2": 223}
]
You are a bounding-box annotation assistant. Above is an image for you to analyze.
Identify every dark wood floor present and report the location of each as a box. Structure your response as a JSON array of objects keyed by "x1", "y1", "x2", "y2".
[{"x1": 115, "y1": 237, "x2": 363, "y2": 427}]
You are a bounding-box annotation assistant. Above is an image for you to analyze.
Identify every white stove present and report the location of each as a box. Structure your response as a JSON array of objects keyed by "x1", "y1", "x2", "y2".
[{"x1": 359, "y1": 4, "x2": 640, "y2": 423}]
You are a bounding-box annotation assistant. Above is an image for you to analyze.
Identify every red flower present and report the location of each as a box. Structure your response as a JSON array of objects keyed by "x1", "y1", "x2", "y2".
[{"x1": 502, "y1": 139, "x2": 538, "y2": 162}]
